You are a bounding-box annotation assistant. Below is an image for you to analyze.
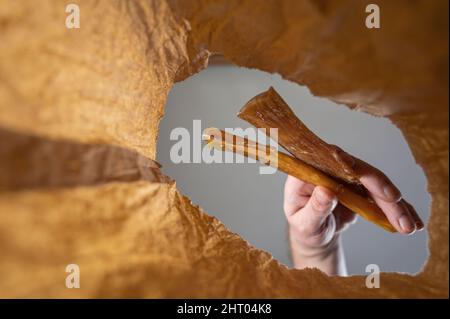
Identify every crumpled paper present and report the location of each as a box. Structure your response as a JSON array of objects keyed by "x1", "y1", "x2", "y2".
[{"x1": 0, "y1": 0, "x2": 447, "y2": 297}]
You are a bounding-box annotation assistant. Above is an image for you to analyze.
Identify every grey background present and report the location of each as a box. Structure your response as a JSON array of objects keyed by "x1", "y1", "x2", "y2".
[{"x1": 157, "y1": 65, "x2": 430, "y2": 275}]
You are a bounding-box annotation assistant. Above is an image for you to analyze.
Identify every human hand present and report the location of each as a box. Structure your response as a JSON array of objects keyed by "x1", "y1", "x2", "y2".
[{"x1": 284, "y1": 151, "x2": 424, "y2": 275}]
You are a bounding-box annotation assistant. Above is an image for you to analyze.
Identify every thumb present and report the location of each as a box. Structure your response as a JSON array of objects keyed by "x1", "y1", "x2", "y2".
[{"x1": 291, "y1": 186, "x2": 338, "y2": 238}]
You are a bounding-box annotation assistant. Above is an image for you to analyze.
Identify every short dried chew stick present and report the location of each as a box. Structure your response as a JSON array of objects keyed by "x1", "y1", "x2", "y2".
[
  {"x1": 238, "y1": 87, "x2": 360, "y2": 184},
  {"x1": 203, "y1": 128, "x2": 396, "y2": 233}
]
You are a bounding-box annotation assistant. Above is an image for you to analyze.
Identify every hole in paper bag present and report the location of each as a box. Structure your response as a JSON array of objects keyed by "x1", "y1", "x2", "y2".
[{"x1": 157, "y1": 63, "x2": 430, "y2": 275}]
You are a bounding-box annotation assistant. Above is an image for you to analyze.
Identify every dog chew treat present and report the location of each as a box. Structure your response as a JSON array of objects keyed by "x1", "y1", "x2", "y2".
[
  {"x1": 203, "y1": 128, "x2": 396, "y2": 233},
  {"x1": 238, "y1": 87, "x2": 360, "y2": 184}
]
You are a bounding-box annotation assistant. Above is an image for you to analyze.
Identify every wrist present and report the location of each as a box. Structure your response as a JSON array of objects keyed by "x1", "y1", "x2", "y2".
[
  {"x1": 289, "y1": 226, "x2": 340, "y2": 259},
  {"x1": 289, "y1": 227, "x2": 347, "y2": 276}
]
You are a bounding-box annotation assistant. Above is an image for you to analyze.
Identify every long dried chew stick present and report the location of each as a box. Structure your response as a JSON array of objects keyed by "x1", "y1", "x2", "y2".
[
  {"x1": 238, "y1": 87, "x2": 360, "y2": 184},
  {"x1": 203, "y1": 128, "x2": 396, "y2": 233}
]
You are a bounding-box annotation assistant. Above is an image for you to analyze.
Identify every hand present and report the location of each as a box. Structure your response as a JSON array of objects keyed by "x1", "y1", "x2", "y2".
[{"x1": 284, "y1": 150, "x2": 424, "y2": 276}]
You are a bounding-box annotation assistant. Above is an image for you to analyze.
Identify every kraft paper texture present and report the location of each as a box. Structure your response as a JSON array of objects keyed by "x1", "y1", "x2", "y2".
[{"x1": 0, "y1": 0, "x2": 447, "y2": 297}]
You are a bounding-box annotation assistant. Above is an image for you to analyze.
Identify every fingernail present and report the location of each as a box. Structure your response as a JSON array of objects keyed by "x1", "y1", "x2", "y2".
[
  {"x1": 403, "y1": 203, "x2": 424, "y2": 231},
  {"x1": 399, "y1": 215, "x2": 416, "y2": 234},
  {"x1": 330, "y1": 197, "x2": 338, "y2": 211},
  {"x1": 315, "y1": 190, "x2": 330, "y2": 205},
  {"x1": 316, "y1": 190, "x2": 337, "y2": 210},
  {"x1": 415, "y1": 220, "x2": 425, "y2": 231},
  {"x1": 383, "y1": 184, "x2": 402, "y2": 202}
]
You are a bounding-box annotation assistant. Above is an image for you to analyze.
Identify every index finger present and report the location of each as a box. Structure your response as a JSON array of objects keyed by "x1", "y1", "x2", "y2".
[
  {"x1": 353, "y1": 158, "x2": 402, "y2": 203},
  {"x1": 349, "y1": 157, "x2": 422, "y2": 234}
]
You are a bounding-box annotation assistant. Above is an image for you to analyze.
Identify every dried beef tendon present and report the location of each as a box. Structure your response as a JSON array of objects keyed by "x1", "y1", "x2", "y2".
[{"x1": 238, "y1": 87, "x2": 360, "y2": 184}]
